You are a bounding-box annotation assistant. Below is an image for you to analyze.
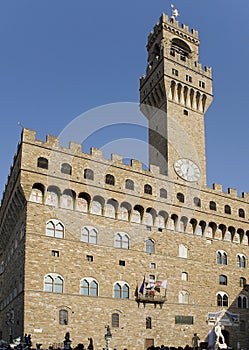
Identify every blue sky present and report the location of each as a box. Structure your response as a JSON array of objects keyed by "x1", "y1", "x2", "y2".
[{"x1": 0, "y1": 1, "x2": 249, "y2": 196}]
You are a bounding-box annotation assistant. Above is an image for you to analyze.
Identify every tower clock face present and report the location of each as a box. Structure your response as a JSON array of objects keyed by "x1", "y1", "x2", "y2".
[{"x1": 174, "y1": 159, "x2": 201, "y2": 182}]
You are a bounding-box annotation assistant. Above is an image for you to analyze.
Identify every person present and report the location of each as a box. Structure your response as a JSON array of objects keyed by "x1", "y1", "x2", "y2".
[{"x1": 192, "y1": 333, "x2": 200, "y2": 350}]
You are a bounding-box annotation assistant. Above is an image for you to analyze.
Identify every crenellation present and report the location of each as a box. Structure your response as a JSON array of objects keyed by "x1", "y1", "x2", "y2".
[
  {"x1": 212, "y1": 183, "x2": 223, "y2": 192},
  {"x1": 227, "y1": 188, "x2": 238, "y2": 197},
  {"x1": 131, "y1": 159, "x2": 143, "y2": 171},
  {"x1": 69, "y1": 141, "x2": 82, "y2": 153},
  {"x1": 242, "y1": 192, "x2": 249, "y2": 201},
  {"x1": 111, "y1": 153, "x2": 123, "y2": 163},
  {"x1": 149, "y1": 164, "x2": 160, "y2": 176},
  {"x1": 90, "y1": 147, "x2": 103, "y2": 158}
]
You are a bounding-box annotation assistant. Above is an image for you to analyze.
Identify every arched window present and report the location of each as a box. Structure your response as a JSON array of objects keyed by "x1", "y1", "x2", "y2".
[
  {"x1": 237, "y1": 254, "x2": 246, "y2": 268},
  {"x1": 217, "y1": 292, "x2": 228, "y2": 307},
  {"x1": 80, "y1": 278, "x2": 98, "y2": 296},
  {"x1": 84, "y1": 169, "x2": 94, "y2": 180},
  {"x1": 177, "y1": 192, "x2": 184, "y2": 203},
  {"x1": 216, "y1": 251, "x2": 227, "y2": 265},
  {"x1": 239, "y1": 277, "x2": 246, "y2": 288},
  {"x1": 160, "y1": 188, "x2": 167, "y2": 199},
  {"x1": 61, "y1": 190, "x2": 74, "y2": 210},
  {"x1": 61, "y1": 163, "x2": 72, "y2": 175},
  {"x1": 146, "y1": 317, "x2": 152, "y2": 329},
  {"x1": 54, "y1": 276, "x2": 63, "y2": 293},
  {"x1": 106, "y1": 174, "x2": 115, "y2": 185},
  {"x1": 179, "y1": 244, "x2": 188, "y2": 258},
  {"x1": 209, "y1": 201, "x2": 217, "y2": 211},
  {"x1": 219, "y1": 275, "x2": 227, "y2": 285},
  {"x1": 81, "y1": 226, "x2": 97, "y2": 244},
  {"x1": 238, "y1": 295, "x2": 248, "y2": 309},
  {"x1": 114, "y1": 233, "x2": 129, "y2": 249},
  {"x1": 37, "y1": 157, "x2": 48, "y2": 169},
  {"x1": 46, "y1": 220, "x2": 64, "y2": 239},
  {"x1": 91, "y1": 195, "x2": 104, "y2": 215},
  {"x1": 44, "y1": 274, "x2": 63, "y2": 293},
  {"x1": 114, "y1": 282, "x2": 129, "y2": 299},
  {"x1": 46, "y1": 187, "x2": 60, "y2": 207},
  {"x1": 59, "y1": 309, "x2": 68, "y2": 325},
  {"x1": 144, "y1": 184, "x2": 152, "y2": 195},
  {"x1": 171, "y1": 38, "x2": 191, "y2": 61},
  {"x1": 239, "y1": 208, "x2": 245, "y2": 218},
  {"x1": 125, "y1": 179, "x2": 134, "y2": 191},
  {"x1": 193, "y1": 197, "x2": 201, "y2": 207},
  {"x1": 145, "y1": 239, "x2": 155, "y2": 253},
  {"x1": 30, "y1": 185, "x2": 43, "y2": 203},
  {"x1": 179, "y1": 290, "x2": 189, "y2": 304},
  {"x1": 44, "y1": 275, "x2": 53, "y2": 292},
  {"x1": 112, "y1": 313, "x2": 119, "y2": 328},
  {"x1": 225, "y1": 205, "x2": 231, "y2": 214}
]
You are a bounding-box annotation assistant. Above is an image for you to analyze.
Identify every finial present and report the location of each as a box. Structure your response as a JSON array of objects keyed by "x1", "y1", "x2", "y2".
[{"x1": 171, "y1": 4, "x2": 179, "y2": 20}]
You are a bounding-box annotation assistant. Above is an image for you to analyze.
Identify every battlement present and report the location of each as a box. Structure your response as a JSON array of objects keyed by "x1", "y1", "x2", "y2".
[
  {"x1": 18, "y1": 128, "x2": 249, "y2": 203},
  {"x1": 148, "y1": 13, "x2": 199, "y2": 45}
]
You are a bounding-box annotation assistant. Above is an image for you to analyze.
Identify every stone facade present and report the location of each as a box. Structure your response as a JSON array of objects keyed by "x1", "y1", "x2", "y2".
[{"x1": 0, "y1": 12, "x2": 249, "y2": 350}]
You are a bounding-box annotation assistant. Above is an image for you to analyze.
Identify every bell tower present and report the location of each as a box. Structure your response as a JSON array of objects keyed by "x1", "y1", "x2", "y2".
[{"x1": 140, "y1": 11, "x2": 213, "y2": 186}]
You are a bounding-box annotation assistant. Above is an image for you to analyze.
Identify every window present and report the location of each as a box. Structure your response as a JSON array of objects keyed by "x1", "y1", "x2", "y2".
[
  {"x1": 199, "y1": 81, "x2": 206, "y2": 89},
  {"x1": 59, "y1": 309, "x2": 68, "y2": 325},
  {"x1": 186, "y1": 75, "x2": 192, "y2": 82},
  {"x1": 239, "y1": 208, "x2": 245, "y2": 218},
  {"x1": 177, "y1": 192, "x2": 184, "y2": 203},
  {"x1": 146, "y1": 239, "x2": 155, "y2": 254},
  {"x1": 160, "y1": 188, "x2": 167, "y2": 199},
  {"x1": 105, "y1": 174, "x2": 115, "y2": 185},
  {"x1": 119, "y1": 260, "x2": 125, "y2": 266},
  {"x1": 86, "y1": 255, "x2": 93, "y2": 262},
  {"x1": 114, "y1": 233, "x2": 129, "y2": 249},
  {"x1": 183, "y1": 109, "x2": 189, "y2": 116},
  {"x1": 217, "y1": 292, "x2": 228, "y2": 307},
  {"x1": 44, "y1": 274, "x2": 63, "y2": 293},
  {"x1": 238, "y1": 295, "x2": 247, "y2": 309},
  {"x1": 114, "y1": 282, "x2": 129, "y2": 299},
  {"x1": 172, "y1": 68, "x2": 179, "y2": 76},
  {"x1": 144, "y1": 184, "x2": 152, "y2": 195},
  {"x1": 61, "y1": 163, "x2": 72, "y2": 175},
  {"x1": 179, "y1": 290, "x2": 189, "y2": 304},
  {"x1": 125, "y1": 179, "x2": 134, "y2": 190},
  {"x1": 181, "y1": 272, "x2": 188, "y2": 281},
  {"x1": 52, "y1": 250, "x2": 59, "y2": 257},
  {"x1": 46, "y1": 220, "x2": 64, "y2": 239},
  {"x1": 216, "y1": 251, "x2": 228, "y2": 265},
  {"x1": 37, "y1": 157, "x2": 48, "y2": 169},
  {"x1": 179, "y1": 244, "x2": 188, "y2": 259},
  {"x1": 193, "y1": 197, "x2": 201, "y2": 207},
  {"x1": 30, "y1": 188, "x2": 43, "y2": 203},
  {"x1": 150, "y1": 263, "x2": 156, "y2": 269},
  {"x1": 80, "y1": 278, "x2": 98, "y2": 296},
  {"x1": 112, "y1": 313, "x2": 119, "y2": 328},
  {"x1": 219, "y1": 275, "x2": 227, "y2": 285},
  {"x1": 81, "y1": 226, "x2": 97, "y2": 244},
  {"x1": 225, "y1": 205, "x2": 231, "y2": 214},
  {"x1": 239, "y1": 277, "x2": 246, "y2": 288},
  {"x1": 146, "y1": 317, "x2": 152, "y2": 329},
  {"x1": 84, "y1": 169, "x2": 94, "y2": 180},
  {"x1": 210, "y1": 201, "x2": 217, "y2": 211},
  {"x1": 237, "y1": 254, "x2": 246, "y2": 268}
]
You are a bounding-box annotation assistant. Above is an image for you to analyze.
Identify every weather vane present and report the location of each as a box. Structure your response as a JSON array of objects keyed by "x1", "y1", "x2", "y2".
[{"x1": 170, "y1": 4, "x2": 179, "y2": 20}]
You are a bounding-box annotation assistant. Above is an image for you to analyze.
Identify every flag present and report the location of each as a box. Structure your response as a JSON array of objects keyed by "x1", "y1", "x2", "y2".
[
  {"x1": 139, "y1": 276, "x2": 145, "y2": 294},
  {"x1": 154, "y1": 279, "x2": 167, "y2": 289}
]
